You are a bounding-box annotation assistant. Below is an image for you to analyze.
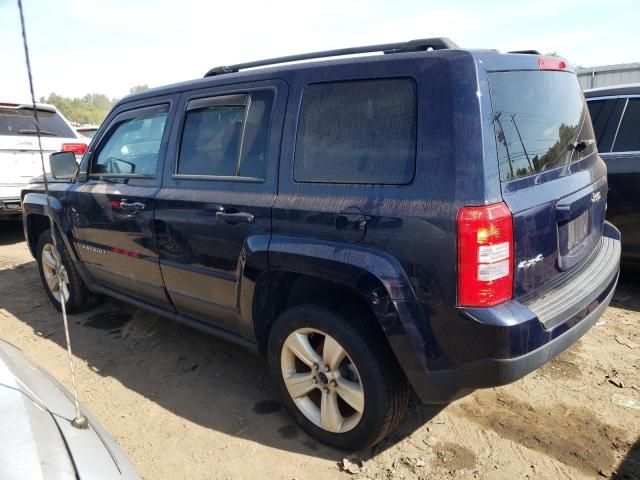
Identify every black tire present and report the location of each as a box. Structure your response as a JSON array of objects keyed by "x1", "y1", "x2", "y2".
[
  {"x1": 36, "y1": 229, "x2": 101, "y2": 314},
  {"x1": 267, "y1": 302, "x2": 409, "y2": 450}
]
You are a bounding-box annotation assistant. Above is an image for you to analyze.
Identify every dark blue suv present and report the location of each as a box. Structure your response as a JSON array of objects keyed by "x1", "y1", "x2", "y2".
[{"x1": 22, "y1": 38, "x2": 621, "y2": 450}]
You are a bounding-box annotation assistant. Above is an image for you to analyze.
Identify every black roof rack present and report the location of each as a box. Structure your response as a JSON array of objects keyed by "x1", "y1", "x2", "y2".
[
  {"x1": 508, "y1": 50, "x2": 541, "y2": 55},
  {"x1": 204, "y1": 37, "x2": 459, "y2": 77}
]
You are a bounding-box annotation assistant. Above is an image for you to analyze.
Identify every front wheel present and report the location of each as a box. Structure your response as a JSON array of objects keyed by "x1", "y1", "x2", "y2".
[
  {"x1": 268, "y1": 303, "x2": 409, "y2": 450},
  {"x1": 36, "y1": 229, "x2": 101, "y2": 314}
]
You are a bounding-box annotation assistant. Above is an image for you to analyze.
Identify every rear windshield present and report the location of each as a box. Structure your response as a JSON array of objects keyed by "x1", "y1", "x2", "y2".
[
  {"x1": 0, "y1": 107, "x2": 76, "y2": 138},
  {"x1": 489, "y1": 71, "x2": 596, "y2": 181}
]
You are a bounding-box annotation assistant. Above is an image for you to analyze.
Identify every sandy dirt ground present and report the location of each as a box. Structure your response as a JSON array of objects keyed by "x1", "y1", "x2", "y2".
[{"x1": 0, "y1": 219, "x2": 638, "y2": 480}]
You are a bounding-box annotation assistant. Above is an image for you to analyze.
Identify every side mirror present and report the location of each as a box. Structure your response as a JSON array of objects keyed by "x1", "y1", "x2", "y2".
[{"x1": 49, "y1": 151, "x2": 78, "y2": 180}]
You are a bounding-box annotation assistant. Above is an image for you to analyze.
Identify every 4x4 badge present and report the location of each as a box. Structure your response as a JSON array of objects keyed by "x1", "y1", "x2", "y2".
[
  {"x1": 517, "y1": 254, "x2": 543, "y2": 270},
  {"x1": 591, "y1": 191, "x2": 601, "y2": 203}
]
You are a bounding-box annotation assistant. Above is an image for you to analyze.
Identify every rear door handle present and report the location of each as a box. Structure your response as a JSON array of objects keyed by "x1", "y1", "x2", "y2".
[
  {"x1": 119, "y1": 200, "x2": 146, "y2": 214},
  {"x1": 215, "y1": 211, "x2": 255, "y2": 224}
]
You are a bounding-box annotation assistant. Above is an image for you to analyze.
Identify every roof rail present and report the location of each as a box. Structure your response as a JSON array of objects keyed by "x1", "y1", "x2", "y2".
[
  {"x1": 508, "y1": 50, "x2": 541, "y2": 55},
  {"x1": 204, "y1": 37, "x2": 459, "y2": 77}
]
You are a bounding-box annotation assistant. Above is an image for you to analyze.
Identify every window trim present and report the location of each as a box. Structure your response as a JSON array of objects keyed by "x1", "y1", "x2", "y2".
[
  {"x1": 89, "y1": 103, "x2": 170, "y2": 179},
  {"x1": 600, "y1": 150, "x2": 640, "y2": 157},
  {"x1": 611, "y1": 97, "x2": 629, "y2": 152},
  {"x1": 186, "y1": 94, "x2": 247, "y2": 112},
  {"x1": 292, "y1": 77, "x2": 418, "y2": 186},
  {"x1": 173, "y1": 89, "x2": 274, "y2": 182},
  {"x1": 587, "y1": 94, "x2": 640, "y2": 101}
]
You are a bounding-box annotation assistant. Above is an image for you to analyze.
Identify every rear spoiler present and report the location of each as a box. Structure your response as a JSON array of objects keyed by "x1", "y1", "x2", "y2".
[{"x1": 0, "y1": 103, "x2": 57, "y2": 113}]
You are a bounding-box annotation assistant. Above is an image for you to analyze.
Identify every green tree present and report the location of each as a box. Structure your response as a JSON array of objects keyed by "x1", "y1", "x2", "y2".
[
  {"x1": 129, "y1": 84, "x2": 149, "y2": 94},
  {"x1": 40, "y1": 92, "x2": 117, "y2": 125},
  {"x1": 41, "y1": 84, "x2": 150, "y2": 125}
]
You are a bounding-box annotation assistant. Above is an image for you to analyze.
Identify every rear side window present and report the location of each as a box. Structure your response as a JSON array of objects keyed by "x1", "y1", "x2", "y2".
[
  {"x1": 489, "y1": 71, "x2": 596, "y2": 181},
  {"x1": 177, "y1": 90, "x2": 274, "y2": 179},
  {"x1": 93, "y1": 106, "x2": 168, "y2": 176},
  {"x1": 613, "y1": 99, "x2": 640, "y2": 152},
  {"x1": 294, "y1": 79, "x2": 417, "y2": 184},
  {"x1": 0, "y1": 107, "x2": 76, "y2": 138},
  {"x1": 587, "y1": 99, "x2": 624, "y2": 153}
]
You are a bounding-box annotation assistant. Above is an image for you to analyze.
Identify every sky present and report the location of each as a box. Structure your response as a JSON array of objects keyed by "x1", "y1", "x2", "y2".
[{"x1": 1, "y1": 0, "x2": 638, "y2": 101}]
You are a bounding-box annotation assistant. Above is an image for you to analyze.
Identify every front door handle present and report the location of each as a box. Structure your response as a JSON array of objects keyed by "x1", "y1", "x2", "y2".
[
  {"x1": 119, "y1": 200, "x2": 146, "y2": 214},
  {"x1": 215, "y1": 211, "x2": 255, "y2": 224}
]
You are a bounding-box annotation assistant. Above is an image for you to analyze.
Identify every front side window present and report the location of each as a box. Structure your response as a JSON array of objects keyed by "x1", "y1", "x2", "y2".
[
  {"x1": 294, "y1": 78, "x2": 417, "y2": 184},
  {"x1": 177, "y1": 90, "x2": 274, "y2": 178},
  {"x1": 93, "y1": 106, "x2": 168, "y2": 176},
  {"x1": 613, "y1": 99, "x2": 640, "y2": 152}
]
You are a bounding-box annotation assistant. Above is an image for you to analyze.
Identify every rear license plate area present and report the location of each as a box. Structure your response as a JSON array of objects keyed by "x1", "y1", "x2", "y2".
[
  {"x1": 557, "y1": 209, "x2": 594, "y2": 270},
  {"x1": 565, "y1": 210, "x2": 589, "y2": 251}
]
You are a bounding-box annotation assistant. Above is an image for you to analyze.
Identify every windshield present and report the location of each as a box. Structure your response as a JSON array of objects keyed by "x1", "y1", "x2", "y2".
[
  {"x1": 489, "y1": 71, "x2": 596, "y2": 181},
  {"x1": 0, "y1": 107, "x2": 76, "y2": 138}
]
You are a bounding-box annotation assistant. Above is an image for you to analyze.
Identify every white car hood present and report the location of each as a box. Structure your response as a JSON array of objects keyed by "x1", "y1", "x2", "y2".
[{"x1": 0, "y1": 339, "x2": 138, "y2": 480}]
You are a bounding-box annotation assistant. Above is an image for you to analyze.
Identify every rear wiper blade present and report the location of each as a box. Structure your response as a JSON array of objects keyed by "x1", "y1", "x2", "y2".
[
  {"x1": 17, "y1": 129, "x2": 57, "y2": 136},
  {"x1": 568, "y1": 139, "x2": 595, "y2": 152}
]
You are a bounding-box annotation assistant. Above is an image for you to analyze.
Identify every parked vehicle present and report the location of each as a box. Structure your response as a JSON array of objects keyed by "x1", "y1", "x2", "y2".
[
  {"x1": 0, "y1": 337, "x2": 138, "y2": 479},
  {"x1": 585, "y1": 84, "x2": 640, "y2": 267},
  {"x1": 75, "y1": 124, "x2": 100, "y2": 139},
  {"x1": 0, "y1": 102, "x2": 88, "y2": 216},
  {"x1": 22, "y1": 38, "x2": 621, "y2": 450}
]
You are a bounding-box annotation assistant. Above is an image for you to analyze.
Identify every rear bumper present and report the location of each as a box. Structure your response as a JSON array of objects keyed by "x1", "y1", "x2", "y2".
[
  {"x1": 0, "y1": 197, "x2": 22, "y2": 216},
  {"x1": 1, "y1": 184, "x2": 25, "y2": 215},
  {"x1": 405, "y1": 222, "x2": 621, "y2": 403}
]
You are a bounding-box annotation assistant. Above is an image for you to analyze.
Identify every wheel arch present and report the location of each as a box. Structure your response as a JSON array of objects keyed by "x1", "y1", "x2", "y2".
[
  {"x1": 25, "y1": 213, "x2": 51, "y2": 258},
  {"x1": 247, "y1": 237, "x2": 426, "y2": 375},
  {"x1": 23, "y1": 192, "x2": 93, "y2": 289},
  {"x1": 252, "y1": 270, "x2": 391, "y2": 353}
]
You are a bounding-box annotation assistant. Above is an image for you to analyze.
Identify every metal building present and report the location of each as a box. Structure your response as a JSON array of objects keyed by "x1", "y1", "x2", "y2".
[{"x1": 576, "y1": 62, "x2": 640, "y2": 89}]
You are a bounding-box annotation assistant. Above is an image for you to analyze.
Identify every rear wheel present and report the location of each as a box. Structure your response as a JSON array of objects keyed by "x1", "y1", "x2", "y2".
[
  {"x1": 268, "y1": 303, "x2": 409, "y2": 450},
  {"x1": 36, "y1": 229, "x2": 101, "y2": 313}
]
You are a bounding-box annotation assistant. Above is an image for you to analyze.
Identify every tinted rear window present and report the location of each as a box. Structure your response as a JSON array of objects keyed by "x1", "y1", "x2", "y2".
[
  {"x1": 587, "y1": 99, "x2": 624, "y2": 153},
  {"x1": 0, "y1": 108, "x2": 76, "y2": 137},
  {"x1": 489, "y1": 72, "x2": 596, "y2": 181},
  {"x1": 294, "y1": 79, "x2": 417, "y2": 184},
  {"x1": 613, "y1": 98, "x2": 640, "y2": 152}
]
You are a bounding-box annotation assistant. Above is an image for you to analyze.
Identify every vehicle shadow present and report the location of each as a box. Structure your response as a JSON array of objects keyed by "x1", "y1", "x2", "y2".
[
  {"x1": 613, "y1": 437, "x2": 640, "y2": 480},
  {"x1": 0, "y1": 219, "x2": 24, "y2": 246},
  {"x1": 611, "y1": 268, "x2": 640, "y2": 314},
  {"x1": 0, "y1": 259, "x2": 444, "y2": 462}
]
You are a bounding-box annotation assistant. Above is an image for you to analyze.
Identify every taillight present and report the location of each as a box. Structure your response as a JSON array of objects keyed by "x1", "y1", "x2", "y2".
[
  {"x1": 457, "y1": 202, "x2": 513, "y2": 307},
  {"x1": 61, "y1": 143, "x2": 88, "y2": 155},
  {"x1": 538, "y1": 56, "x2": 567, "y2": 71}
]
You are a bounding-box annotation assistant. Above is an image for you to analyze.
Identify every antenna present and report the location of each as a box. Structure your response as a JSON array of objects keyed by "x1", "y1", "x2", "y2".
[{"x1": 17, "y1": 0, "x2": 88, "y2": 429}]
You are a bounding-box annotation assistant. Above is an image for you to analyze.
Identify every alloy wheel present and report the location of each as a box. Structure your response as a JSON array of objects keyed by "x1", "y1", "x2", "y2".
[
  {"x1": 41, "y1": 243, "x2": 69, "y2": 303},
  {"x1": 280, "y1": 328, "x2": 365, "y2": 433}
]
